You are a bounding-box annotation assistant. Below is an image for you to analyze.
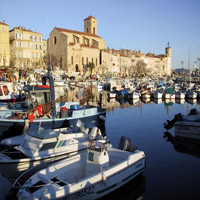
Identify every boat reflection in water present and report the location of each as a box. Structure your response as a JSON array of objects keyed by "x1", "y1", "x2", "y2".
[
  {"x1": 175, "y1": 98, "x2": 185, "y2": 105},
  {"x1": 186, "y1": 98, "x2": 197, "y2": 105},
  {"x1": 163, "y1": 132, "x2": 200, "y2": 159},
  {"x1": 153, "y1": 98, "x2": 163, "y2": 104}
]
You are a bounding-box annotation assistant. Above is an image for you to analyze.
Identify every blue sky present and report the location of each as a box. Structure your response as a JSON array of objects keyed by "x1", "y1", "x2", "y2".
[{"x1": 0, "y1": 0, "x2": 200, "y2": 69}]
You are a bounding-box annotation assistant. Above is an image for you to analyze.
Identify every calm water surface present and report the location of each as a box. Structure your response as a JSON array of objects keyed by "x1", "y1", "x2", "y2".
[{"x1": 1, "y1": 95, "x2": 200, "y2": 200}]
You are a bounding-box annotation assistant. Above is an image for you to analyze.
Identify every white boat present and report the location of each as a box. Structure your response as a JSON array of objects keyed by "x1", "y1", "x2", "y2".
[
  {"x1": 174, "y1": 121, "x2": 200, "y2": 140},
  {"x1": 16, "y1": 140, "x2": 145, "y2": 200},
  {"x1": 0, "y1": 120, "x2": 106, "y2": 182},
  {"x1": 185, "y1": 90, "x2": 197, "y2": 99},
  {"x1": 108, "y1": 91, "x2": 117, "y2": 99},
  {"x1": 175, "y1": 91, "x2": 185, "y2": 99},
  {"x1": 128, "y1": 91, "x2": 140, "y2": 99},
  {"x1": 153, "y1": 91, "x2": 163, "y2": 99},
  {"x1": 164, "y1": 108, "x2": 200, "y2": 132}
]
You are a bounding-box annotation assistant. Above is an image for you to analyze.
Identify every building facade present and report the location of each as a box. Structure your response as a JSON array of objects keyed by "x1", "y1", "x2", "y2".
[
  {"x1": 1, "y1": 16, "x2": 172, "y2": 77},
  {"x1": 0, "y1": 20, "x2": 10, "y2": 68},
  {"x1": 9, "y1": 26, "x2": 46, "y2": 70},
  {"x1": 101, "y1": 46, "x2": 172, "y2": 78},
  {"x1": 48, "y1": 16, "x2": 105, "y2": 75}
]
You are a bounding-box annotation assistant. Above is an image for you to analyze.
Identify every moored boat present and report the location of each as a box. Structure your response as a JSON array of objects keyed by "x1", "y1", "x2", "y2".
[
  {"x1": 152, "y1": 90, "x2": 163, "y2": 99},
  {"x1": 0, "y1": 67, "x2": 106, "y2": 140},
  {"x1": 0, "y1": 120, "x2": 106, "y2": 182},
  {"x1": 175, "y1": 91, "x2": 185, "y2": 99},
  {"x1": 128, "y1": 90, "x2": 140, "y2": 99},
  {"x1": 185, "y1": 90, "x2": 197, "y2": 99},
  {"x1": 15, "y1": 138, "x2": 145, "y2": 200},
  {"x1": 163, "y1": 108, "x2": 200, "y2": 140}
]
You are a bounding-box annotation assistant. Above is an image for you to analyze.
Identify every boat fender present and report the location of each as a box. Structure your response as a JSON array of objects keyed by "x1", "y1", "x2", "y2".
[
  {"x1": 99, "y1": 115, "x2": 106, "y2": 121},
  {"x1": 101, "y1": 172, "x2": 106, "y2": 186},
  {"x1": 24, "y1": 119, "x2": 29, "y2": 133}
]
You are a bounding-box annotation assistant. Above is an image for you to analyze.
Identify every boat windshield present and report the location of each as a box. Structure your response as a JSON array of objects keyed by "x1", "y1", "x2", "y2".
[{"x1": 27, "y1": 124, "x2": 59, "y2": 139}]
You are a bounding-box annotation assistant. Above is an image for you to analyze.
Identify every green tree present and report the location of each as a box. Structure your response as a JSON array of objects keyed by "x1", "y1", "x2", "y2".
[{"x1": 87, "y1": 62, "x2": 95, "y2": 75}]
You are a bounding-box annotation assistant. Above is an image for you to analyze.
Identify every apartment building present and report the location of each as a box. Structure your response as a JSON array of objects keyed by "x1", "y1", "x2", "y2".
[
  {"x1": 0, "y1": 20, "x2": 10, "y2": 68},
  {"x1": 9, "y1": 26, "x2": 45, "y2": 70}
]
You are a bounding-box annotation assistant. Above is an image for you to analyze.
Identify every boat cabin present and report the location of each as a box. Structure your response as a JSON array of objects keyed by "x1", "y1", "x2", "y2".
[{"x1": 23, "y1": 85, "x2": 51, "y2": 109}]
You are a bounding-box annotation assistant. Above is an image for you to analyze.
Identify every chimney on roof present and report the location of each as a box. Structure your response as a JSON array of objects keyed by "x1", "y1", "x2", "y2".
[{"x1": 3, "y1": 20, "x2": 5, "y2": 23}]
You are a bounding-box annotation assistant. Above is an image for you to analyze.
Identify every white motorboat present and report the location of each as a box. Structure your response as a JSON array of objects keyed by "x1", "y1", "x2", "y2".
[
  {"x1": 108, "y1": 91, "x2": 117, "y2": 99},
  {"x1": 0, "y1": 120, "x2": 106, "y2": 182},
  {"x1": 164, "y1": 108, "x2": 200, "y2": 136},
  {"x1": 175, "y1": 91, "x2": 185, "y2": 99},
  {"x1": 16, "y1": 139, "x2": 145, "y2": 200},
  {"x1": 152, "y1": 91, "x2": 163, "y2": 99},
  {"x1": 174, "y1": 121, "x2": 200, "y2": 140},
  {"x1": 185, "y1": 90, "x2": 197, "y2": 99},
  {"x1": 128, "y1": 91, "x2": 140, "y2": 99}
]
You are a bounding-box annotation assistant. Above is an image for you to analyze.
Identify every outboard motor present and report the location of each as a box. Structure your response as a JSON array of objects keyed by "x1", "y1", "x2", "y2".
[
  {"x1": 163, "y1": 113, "x2": 183, "y2": 130},
  {"x1": 72, "y1": 119, "x2": 83, "y2": 133},
  {"x1": 89, "y1": 126, "x2": 101, "y2": 140},
  {"x1": 118, "y1": 136, "x2": 137, "y2": 152}
]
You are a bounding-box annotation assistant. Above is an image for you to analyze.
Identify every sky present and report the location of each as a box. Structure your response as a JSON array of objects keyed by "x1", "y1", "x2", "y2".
[{"x1": 0, "y1": 0, "x2": 200, "y2": 70}]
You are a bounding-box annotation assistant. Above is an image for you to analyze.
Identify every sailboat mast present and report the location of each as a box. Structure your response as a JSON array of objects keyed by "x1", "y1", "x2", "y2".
[{"x1": 188, "y1": 45, "x2": 191, "y2": 87}]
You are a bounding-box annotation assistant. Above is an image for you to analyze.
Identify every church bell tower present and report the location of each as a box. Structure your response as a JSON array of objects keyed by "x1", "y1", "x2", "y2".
[
  {"x1": 165, "y1": 42, "x2": 172, "y2": 57},
  {"x1": 84, "y1": 16, "x2": 97, "y2": 35}
]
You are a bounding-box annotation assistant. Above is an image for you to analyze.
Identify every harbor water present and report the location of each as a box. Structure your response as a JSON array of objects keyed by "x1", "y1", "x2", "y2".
[{"x1": 1, "y1": 88, "x2": 200, "y2": 199}]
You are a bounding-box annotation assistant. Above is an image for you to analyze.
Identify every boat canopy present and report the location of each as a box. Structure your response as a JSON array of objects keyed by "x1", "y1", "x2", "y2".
[
  {"x1": 27, "y1": 124, "x2": 60, "y2": 139},
  {"x1": 165, "y1": 87, "x2": 174, "y2": 94}
]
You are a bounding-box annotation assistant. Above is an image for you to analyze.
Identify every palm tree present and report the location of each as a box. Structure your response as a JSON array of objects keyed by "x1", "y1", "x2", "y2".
[{"x1": 87, "y1": 62, "x2": 95, "y2": 75}]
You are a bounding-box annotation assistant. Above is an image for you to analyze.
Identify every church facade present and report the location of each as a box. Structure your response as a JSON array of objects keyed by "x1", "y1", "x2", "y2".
[{"x1": 48, "y1": 16, "x2": 105, "y2": 75}]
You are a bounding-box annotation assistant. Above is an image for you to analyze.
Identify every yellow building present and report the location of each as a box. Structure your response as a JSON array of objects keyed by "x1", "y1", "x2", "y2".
[
  {"x1": 100, "y1": 49, "x2": 119, "y2": 76},
  {"x1": 9, "y1": 26, "x2": 45, "y2": 70},
  {"x1": 48, "y1": 16, "x2": 105, "y2": 76},
  {"x1": 143, "y1": 45, "x2": 172, "y2": 77},
  {"x1": 0, "y1": 20, "x2": 10, "y2": 68}
]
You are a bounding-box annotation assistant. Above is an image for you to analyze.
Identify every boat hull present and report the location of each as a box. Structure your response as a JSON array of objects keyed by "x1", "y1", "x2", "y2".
[
  {"x1": 174, "y1": 121, "x2": 200, "y2": 140},
  {"x1": 17, "y1": 149, "x2": 145, "y2": 200},
  {"x1": 0, "y1": 149, "x2": 85, "y2": 183},
  {"x1": 0, "y1": 111, "x2": 106, "y2": 140},
  {"x1": 67, "y1": 160, "x2": 145, "y2": 200}
]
